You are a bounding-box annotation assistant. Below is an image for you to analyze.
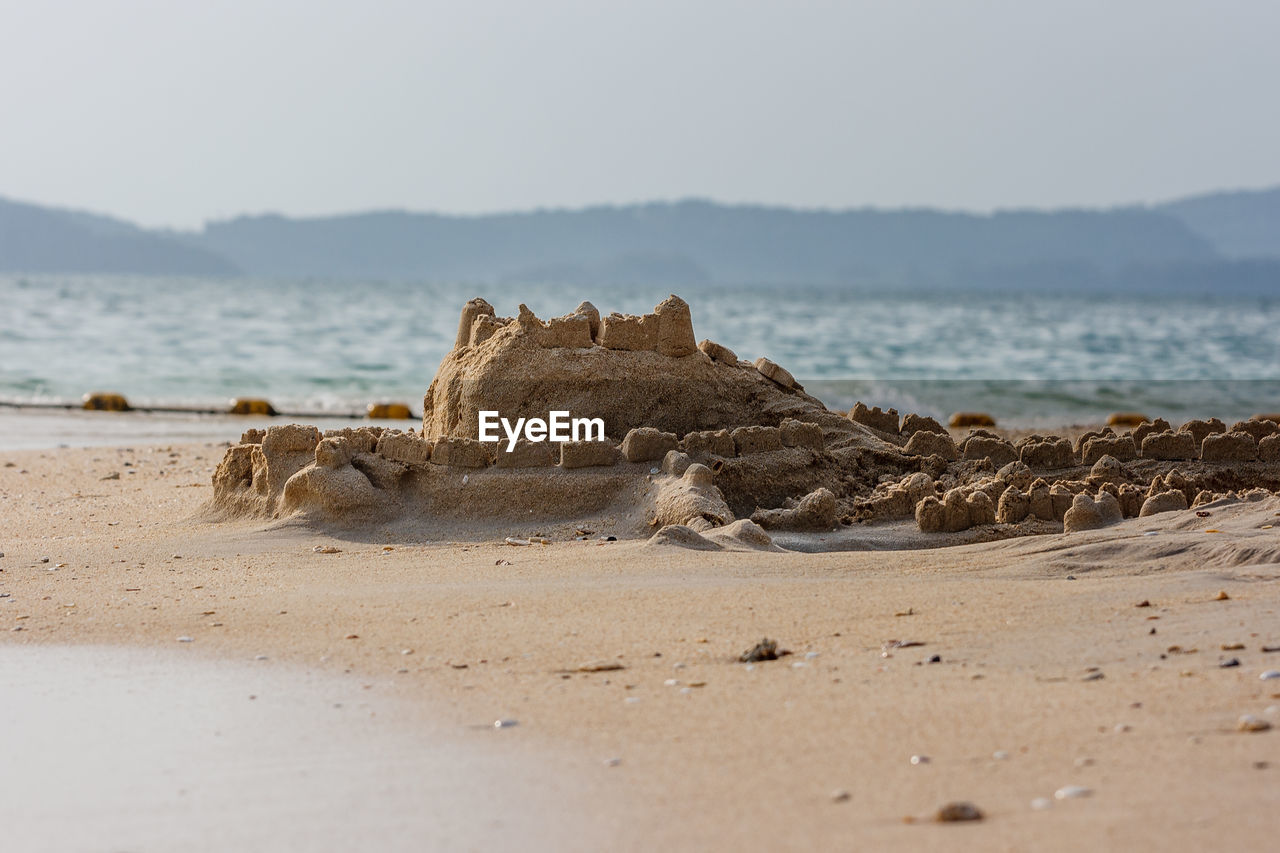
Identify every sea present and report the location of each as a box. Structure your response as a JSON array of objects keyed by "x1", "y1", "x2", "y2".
[{"x1": 3, "y1": 274, "x2": 1279, "y2": 431}]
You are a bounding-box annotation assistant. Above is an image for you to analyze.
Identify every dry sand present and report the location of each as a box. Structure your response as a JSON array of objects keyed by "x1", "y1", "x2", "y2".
[{"x1": 2, "y1": 441, "x2": 1279, "y2": 851}]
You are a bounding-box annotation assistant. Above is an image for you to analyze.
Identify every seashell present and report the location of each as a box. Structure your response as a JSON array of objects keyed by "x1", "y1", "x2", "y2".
[
  {"x1": 1055, "y1": 785, "x2": 1092, "y2": 800},
  {"x1": 1237, "y1": 715, "x2": 1272, "y2": 732}
]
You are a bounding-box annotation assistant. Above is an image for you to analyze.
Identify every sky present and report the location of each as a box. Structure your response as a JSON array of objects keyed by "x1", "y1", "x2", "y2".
[{"x1": 1, "y1": 0, "x2": 1278, "y2": 230}]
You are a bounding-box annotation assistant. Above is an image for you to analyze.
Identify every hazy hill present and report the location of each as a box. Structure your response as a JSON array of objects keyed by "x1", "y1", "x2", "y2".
[
  {"x1": 191, "y1": 200, "x2": 1218, "y2": 287},
  {"x1": 0, "y1": 196, "x2": 238, "y2": 275},
  {"x1": 1157, "y1": 187, "x2": 1280, "y2": 259},
  {"x1": 3, "y1": 190, "x2": 1279, "y2": 290}
]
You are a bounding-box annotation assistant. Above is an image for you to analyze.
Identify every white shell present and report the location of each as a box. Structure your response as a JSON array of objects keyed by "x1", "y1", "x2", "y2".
[{"x1": 1055, "y1": 786, "x2": 1092, "y2": 800}]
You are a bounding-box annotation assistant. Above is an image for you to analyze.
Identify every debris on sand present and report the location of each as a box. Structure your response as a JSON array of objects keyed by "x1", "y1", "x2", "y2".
[
  {"x1": 739, "y1": 638, "x2": 790, "y2": 663},
  {"x1": 935, "y1": 802, "x2": 984, "y2": 822},
  {"x1": 564, "y1": 661, "x2": 626, "y2": 673}
]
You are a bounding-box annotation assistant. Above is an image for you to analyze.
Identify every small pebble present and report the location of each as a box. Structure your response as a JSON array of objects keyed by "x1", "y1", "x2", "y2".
[
  {"x1": 1260, "y1": 670, "x2": 1280, "y2": 680},
  {"x1": 1214, "y1": 590, "x2": 1230, "y2": 601},
  {"x1": 493, "y1": 718, "x2": 518, "y2": 729},
  {"x1": 1074, "y1": 757, "x2": 1095, "y2": 767},
  {"x1": 831, "y1": 789, "x2": 851, "y2": 803},
  {"x1": 254, "y1": 654, "x2": 268, "y2": 660},
  {"x1": 177, "y1": 636, "x2": 193, "y2": 643},
  {"x1": 992, "y1": 751, "x2": 1009, "y2": 761},
  {"x1": 604, "y1": 758, "x2": 621, "y2": 767},
  {"x1": 39, "y1": 557, "x2": 49, "y2": 563},
  {"x1": 1055, "y1": 786, "x2": 1092, "y2": 800},
  {"x1": 1237, "y1": 715, "x2": 1272, "y2": 732},
  {"x1": 664, "y1": 678, "x2": 680, "y2": 686},
  {"x1": 935, "y1": 802, "x2": 983, "y2": 822},
  {"x1": 926, "y1": 654, "x2": 941, "y2": 664},
  {"x1": 1114, "y1": 724, "x2": 1131, "y2": 733},
  {"x1": 1220, "y1": 658, "x2": 1241, "y2": 668},
  {"x1": 805, "y1": 651, "x2": 819, "y2": 659},
  {"x1": 1031, "y1": 797, "x2": 1053, "y2": 810},
  {"x1": 910, "y1": 755, "x2": 930, "y2": 765}
]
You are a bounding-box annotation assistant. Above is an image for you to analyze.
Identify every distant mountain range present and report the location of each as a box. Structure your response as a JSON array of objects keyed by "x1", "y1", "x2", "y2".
[
  {"x1": 0, "y1": 196, "x2": 236, "y2": 275},
  {"x1": 2, "y1": 188, "x2": 1278, "y2": 290}
]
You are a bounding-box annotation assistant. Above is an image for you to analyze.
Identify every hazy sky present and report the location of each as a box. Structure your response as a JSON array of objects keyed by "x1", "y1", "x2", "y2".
[{"x1": 2, "y1": 0, "x2": 1278, "y2": 229}]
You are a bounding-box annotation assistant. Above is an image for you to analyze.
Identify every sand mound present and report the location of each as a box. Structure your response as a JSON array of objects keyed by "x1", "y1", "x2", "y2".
[
  {"x1": 647, "y1": 519, "x2": 782, "y2": 552},
  {"x1": 209, "y1": 295, "x2": 911, "y2": 537},
  {"x1": 997, "y1": 495, "x2": 1280, "y2": 575}
]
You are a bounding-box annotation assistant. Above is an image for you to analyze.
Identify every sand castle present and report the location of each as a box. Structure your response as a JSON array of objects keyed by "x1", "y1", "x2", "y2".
[{"x1": 210, "y1": 295, "x2": 1280, "y2": 548}]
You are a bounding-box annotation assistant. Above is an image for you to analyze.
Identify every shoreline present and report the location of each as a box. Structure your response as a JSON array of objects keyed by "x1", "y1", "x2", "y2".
[{"x1": 3, "y1": 441, "x2": 1278, "y2": 849}]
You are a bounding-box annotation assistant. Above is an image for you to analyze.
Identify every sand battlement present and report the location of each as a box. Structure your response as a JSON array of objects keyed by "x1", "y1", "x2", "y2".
[{"x1": 422, "y1": 295, "x2": 832, "y2": 443}]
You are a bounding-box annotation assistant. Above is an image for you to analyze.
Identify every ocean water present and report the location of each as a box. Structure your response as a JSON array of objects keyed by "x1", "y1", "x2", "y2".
[{"x1": 2, "y1": 274, "x2": 1279, "y2": 426}]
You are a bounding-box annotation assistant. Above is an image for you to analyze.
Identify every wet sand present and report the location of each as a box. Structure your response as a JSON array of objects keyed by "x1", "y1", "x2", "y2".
[
  {"x1": 0, "y1": 646, "x2": 622, "y2": 852},
  {"x1": 2, "y1": 442, "x2": 1279, "y2": 850}
]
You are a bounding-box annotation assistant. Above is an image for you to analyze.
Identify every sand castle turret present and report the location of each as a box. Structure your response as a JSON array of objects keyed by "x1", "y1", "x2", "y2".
[{"x1": 421, "y1": 294, "x2": 847, "y2": 443}]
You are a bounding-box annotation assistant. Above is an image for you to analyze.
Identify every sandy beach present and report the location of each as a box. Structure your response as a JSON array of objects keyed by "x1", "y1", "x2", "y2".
[
  {"x1": 3, "y1": 437, "x2": 1277, "y2": 851},
  {"x1": 6, "y1": 2, "x2": 1280, "y2": 848}
]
